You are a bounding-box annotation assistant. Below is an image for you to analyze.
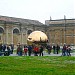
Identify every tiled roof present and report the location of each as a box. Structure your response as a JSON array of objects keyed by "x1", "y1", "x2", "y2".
[{"x1": 0, "y1": 15, "x2": 44, "y2": 25}]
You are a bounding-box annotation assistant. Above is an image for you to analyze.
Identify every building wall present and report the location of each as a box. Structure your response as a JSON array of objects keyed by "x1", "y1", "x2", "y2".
[
  {"x1": 0, "y1": 18, "x2": 75, "y2": 46},
  {"x1": 0, "y1": 22, "x2": 45, "y2": 45},
  {"x1": 46, "y1": 19, "x2": 75, "y2": 45}
]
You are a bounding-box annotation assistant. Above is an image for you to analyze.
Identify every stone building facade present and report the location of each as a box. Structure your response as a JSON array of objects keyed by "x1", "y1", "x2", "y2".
[
  {"x1": 0, "y1": 16, "x2": 46, "y2": 45},
  {"x1": 45, "y1": 19, "x2": 75, "y2": 45},
  {"x1": 0, "y1": 15, "x2": 75, "y2": 46}
]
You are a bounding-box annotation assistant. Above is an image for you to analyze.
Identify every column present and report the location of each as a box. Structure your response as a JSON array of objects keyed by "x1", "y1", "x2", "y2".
[
  {"x1": 22, "y1": 32, "x2": 23, "y2": 44},
  {"x1": 21, "y1": 27, "x2": 23, "y2": 45},
  {"x1": 60, "y1": 29, "x2": 63, "y2": 45},
  {"x1": 71, "y1": 29, "x2": 74, "y2": 45},
  {"x1": 21, "y1": 31, "x2": 23, "y2": 45},
  {"x1": 25, "y1": 29, "x2": 28, "y2": 44},
  {"x1": 47, "y1": 30, "x2": 50, "y2": 43},
  {"x1": 64, "y1": 19, "x2": 66, "y2": 44},
  {"x1": 3, "y1": 31, "x2": 6, "y2": 44},
  {"x1": 52, "y1": 29, "x2": 55, "y2": 44},
  {"x1": 6, "y1": 26, "x2": 9, "y2": 44},
  {"x1": 11, "y1": 29, "x2": 13, "y2": 44}
]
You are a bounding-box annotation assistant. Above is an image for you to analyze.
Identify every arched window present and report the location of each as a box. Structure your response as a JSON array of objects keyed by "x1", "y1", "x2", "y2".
[
  {"x1": 0, "y1": 27, "x2": 4, "y2": 33},
  {"x1": 27, "y1": 30, "x2": 32, "y2": 34},
  {"x1": 13, "y1": 29, "x2": 19, "y2": 34}
]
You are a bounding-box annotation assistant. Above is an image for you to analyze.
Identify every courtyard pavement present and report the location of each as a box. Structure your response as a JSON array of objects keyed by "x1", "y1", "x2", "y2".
[{"x1": 9, "y1": 52, "x2": 75, "y2": 56}]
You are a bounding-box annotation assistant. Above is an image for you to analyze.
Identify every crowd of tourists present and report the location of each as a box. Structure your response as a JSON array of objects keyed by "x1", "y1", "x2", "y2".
[
  {"x1": 16, "y1": 43, "x2": 44, "y2": 56},
  {"x1": 16, "y1": 43, "x2": 72, "y2": 56},
  {"x1": 0, "y1": 43, "x2": 14, "y2": 56},
  {"x1": 0, "y1": 43, "x2": 72, "y2": 56}
]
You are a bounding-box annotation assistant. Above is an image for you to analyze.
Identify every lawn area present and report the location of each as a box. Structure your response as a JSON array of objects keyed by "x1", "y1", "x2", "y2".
[{"x1": 0, "y1": 56, "x2": 75, "y2": 75}]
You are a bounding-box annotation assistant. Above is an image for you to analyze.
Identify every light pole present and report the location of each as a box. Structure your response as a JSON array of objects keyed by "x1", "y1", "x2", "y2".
[{"x1": 64, "y1": 15, "x2": 66, "y2": 44}]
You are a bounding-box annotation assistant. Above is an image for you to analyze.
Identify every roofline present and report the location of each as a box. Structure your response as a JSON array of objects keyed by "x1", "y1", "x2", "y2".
[
  {"x1": 0, "y1": 15, "x2": 44, "y2": 25},
  {"x1": 0, "y1": 15, "x2": 40, "y2": 22},
  {"x1": 46, "y1": 18, "x2": 75, "y2": 21}
]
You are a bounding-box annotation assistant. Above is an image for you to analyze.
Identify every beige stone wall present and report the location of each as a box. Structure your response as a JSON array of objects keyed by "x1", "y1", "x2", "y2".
[
  {"x1": 47, "y1": 26, "x2": 75, "y2": 45},
  {"x1": 0, "y1": 19, "x2": 75, "y2": 46},
  {"x1": 0, "y1": 23, "x2": 45, "y2": 45},
  {"x1": 45, "y1": 19, "x2": 75, "y2": 45}
]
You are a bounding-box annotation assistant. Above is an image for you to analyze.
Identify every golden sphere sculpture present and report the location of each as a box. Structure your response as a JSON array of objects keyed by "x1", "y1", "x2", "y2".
[{"x1": 27, "y1": 31, "x2": 48, "y2": 44}]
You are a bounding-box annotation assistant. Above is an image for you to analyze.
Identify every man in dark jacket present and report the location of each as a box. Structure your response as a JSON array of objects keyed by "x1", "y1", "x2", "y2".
[
  {"x1": 46, "y1": 44, "x2": 52, "y2": 54},
  {"x1": 28, "y1": 45, "x2": 32, "y2": 56},
  {"x1": 39, "y1": 45, "x2": 44, "y2": 56},
  {"x1": 56, "y1": 44, "x2": 60, "y2": 54}
]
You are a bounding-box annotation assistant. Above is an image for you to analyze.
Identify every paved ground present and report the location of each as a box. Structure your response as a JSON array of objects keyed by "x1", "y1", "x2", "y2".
[{"x1": 9, "y1": 52, "x2": 75, "y2": 56}]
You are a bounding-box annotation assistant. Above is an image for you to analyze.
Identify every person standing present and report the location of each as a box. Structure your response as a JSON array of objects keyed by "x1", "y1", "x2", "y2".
[
  {"x1": 53, "y1": 45, "x2": 56, "y2": 54},
  {"x1": 62, "y1": 44, "x2": 67, "y2": 56},
  {"x1": 56, "y1": 44, "x2": 60, "y2": 54},
  {"x1": 17, "y1": 44, "x2": 23, "y2": 56},
  {"x1": 67, "y1": 45, "x2": 71, "y2": 56},
  {"x1": 24, "y1": 45, "x2": 28, "y2": 56},
  {"x1": 4, "y1": 45, "x2": 10, "y2": 56},
  {"x1": 10, "y1": 44, "x2": 14, "y2": 54},
  {"x1": 0, "y1": 43, "x2": 3, "y2": 56},
  {"x1": 7, "y1": 45, "x2": 11, "y2": 56},
  {"x1": 28, "y1": 45, "x2": 32, "y2": 56},
  {"x1": 39, "y1": 45, "x2": 44, "y2": 56},
  {"x1": 46, "y1": 44, "x2": 52, "y2": 54},
  {"x1": 33, "y1": 45, "x2": 39, "y2": 56}
]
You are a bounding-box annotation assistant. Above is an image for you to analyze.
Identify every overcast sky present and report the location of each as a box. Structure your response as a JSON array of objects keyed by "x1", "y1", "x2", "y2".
[{"x1": 0, "y1": 0, "x2": 75, "y2": 24}]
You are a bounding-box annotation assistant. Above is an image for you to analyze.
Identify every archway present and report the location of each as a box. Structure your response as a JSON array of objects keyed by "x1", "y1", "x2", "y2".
[
  {"x1": 13, "y1": 29, "x2": 19, "y2": 34},
  {"x1": 13, "y1": 28, "x2": 20, "y2": 45},
  {"x1": 27, "y1": 30, "x2": 32, "y2": 35},
  {"x1": 0, "y1": 27, "x2": 4, "y2": 44}
]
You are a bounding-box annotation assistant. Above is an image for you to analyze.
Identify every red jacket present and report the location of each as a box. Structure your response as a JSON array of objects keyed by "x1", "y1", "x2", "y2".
[
  {"x1": 34, "y1": 47, "x2": 39, "y2": 52},
  {"x1": 24, "y1": 48, "x2": 28, "y2": 52}
]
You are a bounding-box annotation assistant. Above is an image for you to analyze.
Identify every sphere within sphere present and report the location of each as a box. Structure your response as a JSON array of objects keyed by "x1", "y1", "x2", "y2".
[{"x1": 27, "y1": 31, "x2": 48, "y2": 43}]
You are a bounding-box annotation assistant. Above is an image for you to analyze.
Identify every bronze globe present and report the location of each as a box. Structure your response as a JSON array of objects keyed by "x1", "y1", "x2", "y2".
[{"x1": 27, "y1": 31, "x2": 48, "y2": 44}]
